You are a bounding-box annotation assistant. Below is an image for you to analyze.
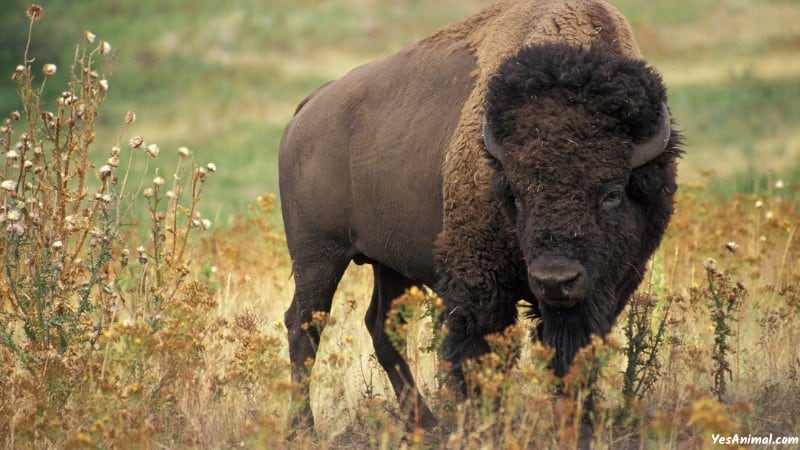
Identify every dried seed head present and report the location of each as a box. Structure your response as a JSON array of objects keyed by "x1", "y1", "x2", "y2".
[
  {"x1": 755, "y1": 200, "x2": 764, "y2": 209},
  {"x1": 1, "y1": 180, "x2": 17, "y2": 191},
  {"x1": 52, "y1": 240, "x2": 63, "y2": 250},
  {"x1": 59, "y1": 91, "x2": 78, "y2": 106},
  {"x1": 143, "y1": 188, "x2": 154, "y2": 198},
  {"x1": 42, "y1": 64, "x2": 57, "y2": 77},
  {"x1": 11, "y1": 111, "x2": 20, "y2": 121},
  {"x1": 725, "y1": 241, "x2": 739, "y2": 254},
  {"x1": 152, "y1": 175, "x2": 165, "y2": 186},
  {"x1": 765, "y1": 211, "x2": 774, "y2": 220},
  {"x1": 84, "y1": 30, "x2": 96, "y2": 44},
  {"x1": 129, "y1": 135, "x2": 144, "y2": 149},
  {"x1": 99, "y1": 164, "x2": 113, "y2": 179},
  {"x1": 702, "y1": 258, "x2": 717, "y2": 274},
  {"x1": 775, "y1": 180, "x2": 784, "y2": 189},
  {"x1": 107, "y1": 155, "x2": 120, "y2": 168},
  {"x1": 206, "y1": 162, "x2": 217, "y2": 173},
  {"x1": 201, "y1": 219, "x2": 212, "y2": 230},
  {"x1": 98, "y1": 40, "x2": 112, "y2": 55},
  {"x1": 12, "y1": 65, "x2": 25, "y2": 82},
  {"x1": 26, "y1": 5, "x2": 44, "y2": 21},
  {"x1": 177, "y1": 146, "x2": 190, "y2": 158},
  {"x1": 145, "y1": 143, "x2": 160, "y2": 158},
  {"x1": 110, "y1": 145, "x2": 121, "y2": 157},
  {"x1": 6, "y1": 150, "x2": 20, "y2": 160},
  {"x1": 6, "y1": 209, "x2": 21, "y2": 222},
  {"x1": 137, "y1": 245, "x2": 148, "y2": 264},
  {"x1": 125, "y1": 111, "x2": 136, "y2": 124},
  {"x1": 6, "y1": 222, "x2": 25, "y2": 236},
  {"x1": 99, "y1": 79, "x2": 109, "y2": 92},
  {"x1": 166, "y1": 190, "x2": 178, "y2": 200}
]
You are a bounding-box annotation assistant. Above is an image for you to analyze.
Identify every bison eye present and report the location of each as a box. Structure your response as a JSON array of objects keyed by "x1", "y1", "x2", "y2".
[
  {"x1": 600, "y1": 184, "x2": 625, "y2": 210},
  {"x1": 509, "y1": 187, "x2": 523, "y2": 211},
  {"x1": 513, "y1": 193, "x2": 523, "y2": 210}
]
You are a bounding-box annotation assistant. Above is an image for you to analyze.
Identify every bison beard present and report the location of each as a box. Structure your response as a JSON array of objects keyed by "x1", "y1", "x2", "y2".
[{"x1": 537, "y1": 298, "x2": 611, "y2": 377}]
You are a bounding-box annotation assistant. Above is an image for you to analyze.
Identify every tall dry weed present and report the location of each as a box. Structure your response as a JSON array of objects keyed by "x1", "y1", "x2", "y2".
[{"x1": 0, "y1": 6, "x2": 288, "y2": 448}]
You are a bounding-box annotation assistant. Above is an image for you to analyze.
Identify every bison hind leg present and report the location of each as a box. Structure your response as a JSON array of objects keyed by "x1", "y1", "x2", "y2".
[
  {"x1": 365, "y1": 263, "x2": 437, "y2": 430},
  {"x1": 284, "y1": 249, "x2": 351, "y2": 435}
]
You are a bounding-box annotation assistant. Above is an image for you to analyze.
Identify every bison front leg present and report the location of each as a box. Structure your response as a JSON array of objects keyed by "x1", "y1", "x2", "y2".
[
  {"x1": 438, "y1": 275, "x2": 519, "y2": 397},
  {"x1": 366, "y1": 264, "x2": 437, "y2": 430}
]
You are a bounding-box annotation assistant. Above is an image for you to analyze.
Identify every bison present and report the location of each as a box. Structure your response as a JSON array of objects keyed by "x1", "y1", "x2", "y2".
[{"x1": 279, "y1": 0, "x2": 682, "y2": 432}]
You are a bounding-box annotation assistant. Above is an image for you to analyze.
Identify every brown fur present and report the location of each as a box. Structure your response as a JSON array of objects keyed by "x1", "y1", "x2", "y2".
[
  {"x1": 433, "y1": 0, "x2": 641, "y2": 286},
  {"x1": 278, "y1": 0, "x2": 677, "y2": 434}
]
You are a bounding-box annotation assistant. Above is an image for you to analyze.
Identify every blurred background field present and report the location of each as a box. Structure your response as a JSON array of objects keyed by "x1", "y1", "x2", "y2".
[
  {"x1": 1, "y1": 1, "x2": 799, "y2": 448},
  {"x1": 3, "y1": 0, "x2": 800, "y2": 220}
]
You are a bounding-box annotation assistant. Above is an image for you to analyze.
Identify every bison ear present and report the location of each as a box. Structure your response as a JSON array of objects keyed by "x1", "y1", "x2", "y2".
[
  {"x1": 630, "y1": 103, "x2": 671, "y2": 168},
  {"x1": 483, "y1": 118, "x2": 505, "y2": 166}
]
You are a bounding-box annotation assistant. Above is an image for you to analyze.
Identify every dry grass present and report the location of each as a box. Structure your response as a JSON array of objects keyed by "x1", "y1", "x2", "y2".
[
  {"x1": 230, "y1": 183, "x2": 799, "y2": 449},
  {"x1": 1, "y1": 2, "x2": 799, "y2": 449}
]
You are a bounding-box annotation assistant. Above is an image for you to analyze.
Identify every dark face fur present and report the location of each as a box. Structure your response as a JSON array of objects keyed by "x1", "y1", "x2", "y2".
[{"x1": 485, "y1": 44, "x2": 681, "y2": 376}]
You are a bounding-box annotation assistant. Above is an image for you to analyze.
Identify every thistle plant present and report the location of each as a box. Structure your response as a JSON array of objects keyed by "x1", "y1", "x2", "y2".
[
  {"x1": 0, "y1": 4, "x2": 121, "y2": 358},
  {"x1": 0, "y1": 7, "x2": 220, "y2": 446},
  {"x1": 699, "y1": 257, "x2": 746, "y2": 401},
  {"x1": 622, "y1": 293, "x2": 672, "y2": 400},
  {"x1": 384, "y1": 286, "x2": 443, "y2": 355},
  {"x1": 0, "y1": 2, "x2": 217, "y2": 355}
]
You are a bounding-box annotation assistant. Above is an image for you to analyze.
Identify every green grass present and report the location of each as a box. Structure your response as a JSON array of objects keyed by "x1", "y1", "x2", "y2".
[
  {"x1": 2, "y1": 0, "x2": 798, "y2": 223},
  {"x1": 615, "y1": 0, "x2": 717, "y2": 26},
  {"x1": 672, "y1": 74, "x2": 800, "y2": 145},
  {"x1": 669, "y1": 73, "x2": 800, "y2": 184}
]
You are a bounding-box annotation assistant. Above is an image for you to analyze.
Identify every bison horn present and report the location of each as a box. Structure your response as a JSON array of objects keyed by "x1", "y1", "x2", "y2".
[
  {"x1": 482, "y1": 118, "x2": 504, "y2": 165},
  {"x1": 630, "y1": 103, "x2": 671, "y2": 168}
]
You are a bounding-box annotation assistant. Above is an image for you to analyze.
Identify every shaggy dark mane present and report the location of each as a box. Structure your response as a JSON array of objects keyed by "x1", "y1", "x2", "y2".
[{"x1": 485, "y1": 43, "x2": 667, "y2": 144}]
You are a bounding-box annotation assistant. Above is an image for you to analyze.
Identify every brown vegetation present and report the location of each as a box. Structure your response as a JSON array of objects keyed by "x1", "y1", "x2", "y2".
[{"x1": 0, "y1": 3, "x2": 798, "y2": 449}]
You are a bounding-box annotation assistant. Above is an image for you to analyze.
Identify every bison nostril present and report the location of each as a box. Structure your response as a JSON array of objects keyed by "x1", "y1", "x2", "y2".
[
  {"x1": 561, "y1": 274, "x2": 579, "y2": 291},
  {"x1": 528, "y1": 257, "x2": 589, "y2": 307}
]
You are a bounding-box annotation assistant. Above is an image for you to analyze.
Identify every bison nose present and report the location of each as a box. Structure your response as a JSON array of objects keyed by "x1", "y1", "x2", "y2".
[{"x1": 528, "y1": 257, "x2": 589, "y2": 308}]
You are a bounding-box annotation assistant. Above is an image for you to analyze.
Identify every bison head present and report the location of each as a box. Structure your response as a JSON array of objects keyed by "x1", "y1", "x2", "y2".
[{"x1": 483, "y1": 43, "x2": 681, "y2": 375}]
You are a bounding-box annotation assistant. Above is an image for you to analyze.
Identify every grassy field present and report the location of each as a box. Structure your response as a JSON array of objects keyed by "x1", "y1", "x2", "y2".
[
  {"x1": 1, "y1": 0, "x2": 799, "y2": 448},
  {"x1": 5, "y1": 0, "x2": 798, "y2": 214}
]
